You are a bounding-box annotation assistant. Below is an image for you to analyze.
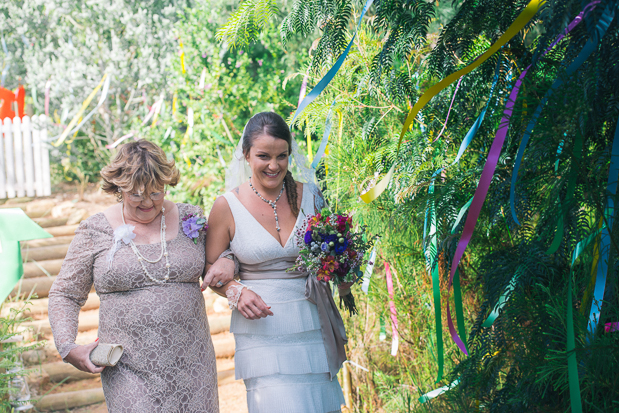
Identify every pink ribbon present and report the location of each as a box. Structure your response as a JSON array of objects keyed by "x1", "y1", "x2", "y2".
[
  {"x1": 605, "y1": 322, "x2": 619, "y2": 333},
  {"x1": 445, "y1": 1, "x2": 600, "y2": 355},
  {"x1": 385, "y1": 262, "x2": 399, "y2": 356},
  {"x1": 433, "y1": 77, "x2": 462, "y2": 142},
  {"x1": 45, "y1": 80, "x2": 51, "y2": 117}
]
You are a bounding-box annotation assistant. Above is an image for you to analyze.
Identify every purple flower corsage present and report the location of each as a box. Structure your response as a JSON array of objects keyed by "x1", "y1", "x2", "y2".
[{"x1": 182, "y1": 213, "x2": 208, "y2": 244}]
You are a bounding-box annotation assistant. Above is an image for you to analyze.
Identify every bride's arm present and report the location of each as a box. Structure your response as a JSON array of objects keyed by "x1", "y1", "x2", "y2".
[
  {"x1": 202, "y1": 197, "x2": 237, "y2": 290},
  {"x1": 204, "y1": 196, "x2": 273, "y2": 319}
]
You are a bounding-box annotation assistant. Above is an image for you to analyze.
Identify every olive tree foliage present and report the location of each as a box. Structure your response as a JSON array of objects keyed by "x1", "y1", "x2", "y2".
[{"x1": 0, "y1": 0, "x2": 186, "y2": 147}]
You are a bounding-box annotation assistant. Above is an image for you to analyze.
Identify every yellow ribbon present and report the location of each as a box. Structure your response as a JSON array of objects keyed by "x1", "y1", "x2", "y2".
[
  {"x1": 180, "y1": 40, "x2": 186, "y2": 74},
  {"x1": 360, "y1": 0, "x2": 545, "y2": 203},
  {"x1": 52, "y1": 74, "x2": 108, "y2": 147}
]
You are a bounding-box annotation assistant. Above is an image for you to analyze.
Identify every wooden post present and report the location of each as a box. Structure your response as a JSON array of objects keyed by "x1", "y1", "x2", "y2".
[
  {"x1": 3, "y1": 118, "x2": 16, "y2": 198},
  {"x1": 21, "y1": 116, "x2": 35, "y2": 197},
  {"x1": 32, "y1": 116, "x2": 44, "y2": 196},
  {"x1": 343, "y1": 362, "x2": 353, "y2": 409},
  {"x1": 12, "y1": 116, "x2": 25, "y2": 198}
]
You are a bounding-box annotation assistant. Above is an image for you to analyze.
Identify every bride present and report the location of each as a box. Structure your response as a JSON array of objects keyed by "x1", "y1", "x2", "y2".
[{"x1": 204, "y1": 112, "x2": 349, "y2": 412}]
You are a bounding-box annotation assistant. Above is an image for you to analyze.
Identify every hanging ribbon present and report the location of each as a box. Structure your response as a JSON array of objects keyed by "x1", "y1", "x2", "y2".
[
  {"x1": 444, "y1": 2, "x2": 614, "y2": 355},
  {"x1": 580, "y1": 220, "x2": 602, "y2": 315},
  {"x1": 510, "y1": 1, "x2": 610, "y2": 224},
  {"x1": 311, "y1": 100, "x2": 337, "y2": 170},
  {"x1": 44, "y1": 79, "x2": 51, "y2": 117},
  {"x1": 1, "y1": 36, "x2": 9, "y2": 87},
  {"x1": 385, "y1": 262, "x2": 399, "y2": 356},
  {"x1": 106, "y1": 95, "x2": 166, "y2": 149},
  {"x1": 586, "y1": 115, "x2": 619, "y2": 339},
  {"x1": 291, "y1": 0, "x2": 374, "y2": 124},
  {"x1": 52, "y1": 74, "x2": 110, "y2": 147},
  {"x1": 432, "y1": 77, "x2": 462, "y2": 143},
  {"x1": 379, "y1": 314, "x2": 386, "y2": 341},
  {"x1": 361, "y1": 245, "x2": 377, "y2": 294},
  {"x1": 422, "y1": 60, "x2": 502, "y2": 371},
  {"x1": 360, "y1": 0, "x2": 545, "y2": 203},
  {"x1": 547, "y1": 130, "x2": 583, "y2": 254},
  {"x1": 482, "y1": 265, "x2": 525, "y2": 327},
  {"x1": 419, "y1": 378, "x2": 460, "y2": 403},
  {"x1": 566, "y1": 226, "x2": 605, "y2": 413},
  {"x1": 179, "y1": 40, "x2": 186, "y2": 74}
]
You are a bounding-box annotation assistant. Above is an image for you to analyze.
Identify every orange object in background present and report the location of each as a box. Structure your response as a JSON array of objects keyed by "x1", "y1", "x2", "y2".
[{"x1": 0, "y1": 85, "x2": 26, "y2": 120}]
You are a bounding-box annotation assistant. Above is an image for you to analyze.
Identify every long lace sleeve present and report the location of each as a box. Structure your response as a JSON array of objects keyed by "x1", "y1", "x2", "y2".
[{"x1": 48, "y1": 220, "x2": 96, "y2": 360}]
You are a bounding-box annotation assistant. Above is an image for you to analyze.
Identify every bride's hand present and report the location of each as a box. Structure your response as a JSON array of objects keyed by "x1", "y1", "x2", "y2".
[
  {"x1": 339, "y1": 282, "x2": 354, "y2": 290},
  {"x1": 237, "y1": 289, "x2": 273, "y2": 320},
  {"x1": 202, "y1": 256, "x2": 236, "y2": 290}
]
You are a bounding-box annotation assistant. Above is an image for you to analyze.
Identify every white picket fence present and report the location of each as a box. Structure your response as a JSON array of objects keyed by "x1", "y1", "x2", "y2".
[{"x1": 1, "y1": 115, "x2": 51, "y2": 199}]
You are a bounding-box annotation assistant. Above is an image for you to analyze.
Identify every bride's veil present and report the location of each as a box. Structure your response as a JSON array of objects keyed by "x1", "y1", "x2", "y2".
[{"x1": 224, "y1": 126, "x2": 325, "y2": 212}]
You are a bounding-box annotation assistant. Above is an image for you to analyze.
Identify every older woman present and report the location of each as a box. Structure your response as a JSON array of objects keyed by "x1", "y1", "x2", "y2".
[{"x1": 48, "y1": 140, "x2": 232, "y2": 412}]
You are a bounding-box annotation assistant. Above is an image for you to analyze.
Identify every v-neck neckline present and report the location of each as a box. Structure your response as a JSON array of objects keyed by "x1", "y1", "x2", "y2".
[{"x1": 230, "y1": 184, "x2": 305, "y2": 249}]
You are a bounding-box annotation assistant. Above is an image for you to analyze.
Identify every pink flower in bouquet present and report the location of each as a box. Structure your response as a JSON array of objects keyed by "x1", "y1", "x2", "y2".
[
  {"x1": 317, "y1": 256, "x2": 338, "y2": 281},
  {"x1": 308, "y1": 214, "x2": 322, "y2": 229},
  {"x1": 335, "y1": 214, "x2": 352, "y2": 233}
]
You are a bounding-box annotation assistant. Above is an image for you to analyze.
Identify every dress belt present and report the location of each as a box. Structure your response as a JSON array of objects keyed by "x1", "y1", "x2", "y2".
[{"x1": 238, "y1": 260, "x2": 348, "y2": 380}]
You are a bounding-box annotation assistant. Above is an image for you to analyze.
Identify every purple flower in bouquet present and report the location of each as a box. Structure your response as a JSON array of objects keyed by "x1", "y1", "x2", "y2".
[
  {"x1": 322, "y1": 234, "x2": 337, "y2": 244},
  {"x1": 321, "y1": 242, "x2": 329, "y2": 252},
  {"x1": 182, "y1": 214, "x2": 208, "y2": 244},
  {"x1": 334, "y1": 238, "x2": 349, "y2": 255},
  {"x1": 304, "y1": 230, "x2": 313, "y2": 245}
]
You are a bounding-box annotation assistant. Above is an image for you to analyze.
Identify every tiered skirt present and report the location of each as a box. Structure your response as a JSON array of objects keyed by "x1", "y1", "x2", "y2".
[{"x1": 231, "y1": 278, "x2": 345, "y2": 413}]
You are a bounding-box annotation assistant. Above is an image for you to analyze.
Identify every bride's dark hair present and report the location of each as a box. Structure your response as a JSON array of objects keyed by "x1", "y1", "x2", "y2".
[{"x1": 242, "y1": 112, "x2": 299, "y2": 217}]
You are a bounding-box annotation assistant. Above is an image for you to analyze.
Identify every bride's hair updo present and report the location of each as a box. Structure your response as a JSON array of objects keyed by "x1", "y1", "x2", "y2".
[{"x1": 242, "y1": 112, "x2": 299, "y2": 217}]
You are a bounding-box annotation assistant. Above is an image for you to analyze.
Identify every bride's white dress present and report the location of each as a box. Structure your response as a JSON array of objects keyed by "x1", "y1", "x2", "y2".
[{"x1": 222, "y1": 184, "x2": 346, "y2": 413}]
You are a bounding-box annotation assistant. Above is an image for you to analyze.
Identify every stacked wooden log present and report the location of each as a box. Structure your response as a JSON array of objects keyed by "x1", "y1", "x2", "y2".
[{"x1": 2, "y1": 195, "x2": 244, "y2": 412}]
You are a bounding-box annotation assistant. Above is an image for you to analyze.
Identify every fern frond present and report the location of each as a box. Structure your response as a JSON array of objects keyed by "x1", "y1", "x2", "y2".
[{"x1": 216, "y1": 0, "x2": 280, "y2": 49}]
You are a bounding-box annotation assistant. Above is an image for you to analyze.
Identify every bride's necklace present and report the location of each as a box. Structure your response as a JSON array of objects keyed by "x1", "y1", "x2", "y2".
[
  {"x1": 249, "y1": 178, "x2": 285, "y2": 232},
  {"x1": 121, "y1": 203, "x2": 171, "y2": 283}
]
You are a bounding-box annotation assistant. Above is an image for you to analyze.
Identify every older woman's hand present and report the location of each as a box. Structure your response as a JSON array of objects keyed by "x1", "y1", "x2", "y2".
[
  {"x1": 65, "y1": 340, "x2": 106, "y2": 374},
  {"x1": 237, "y1": 289, "x2": 273, "y2": 320},
  {"x1": 201, "y1": 256, "x2": 236, "y2": 290}
]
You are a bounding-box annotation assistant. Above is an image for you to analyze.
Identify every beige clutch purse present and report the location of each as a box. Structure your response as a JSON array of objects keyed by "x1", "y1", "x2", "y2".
[{"x1": 89, "y1": 343, "x2": 124, "y2": 367}]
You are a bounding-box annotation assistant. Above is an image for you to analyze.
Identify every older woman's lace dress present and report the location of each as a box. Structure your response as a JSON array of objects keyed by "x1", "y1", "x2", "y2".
[
  {"x1": 222, "y1": 184, "x2": 346, "y2": 413},
  {"x1": 48, "y1": 203, "x2": 218, "y2": 413}
]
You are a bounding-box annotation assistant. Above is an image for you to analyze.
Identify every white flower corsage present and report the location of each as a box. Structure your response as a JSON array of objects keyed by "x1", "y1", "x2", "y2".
[{"x1": 107, "y1": 224, "x2": 136, "y2": 268}]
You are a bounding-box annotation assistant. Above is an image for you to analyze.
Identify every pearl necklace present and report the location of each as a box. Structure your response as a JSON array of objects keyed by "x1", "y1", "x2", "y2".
[
  {"x1": 249, "y1": 178, "x2": 285, "y2": 232},
  {"x1": 121, "y1": 203, "x2": 171, "y2": 284}
]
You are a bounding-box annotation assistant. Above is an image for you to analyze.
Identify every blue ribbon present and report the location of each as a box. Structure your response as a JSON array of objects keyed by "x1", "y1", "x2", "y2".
[
  {"x1": 587, "y1": 115, "x2": 619, "y2": 339},
  {"x1": 311, "y1": 99, "x2": 337, "y2": 169},
  {"x1": 291, "y1": 0, "x2": 374, "y2": 124},
  {"x1": 510, "y1": 4, "x2": 616, "y2": 225}
]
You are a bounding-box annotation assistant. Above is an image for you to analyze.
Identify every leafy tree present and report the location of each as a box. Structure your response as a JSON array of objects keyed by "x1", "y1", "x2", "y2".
[{"x1": 218, "y1": 0, "x2": 619, "y2": 411}]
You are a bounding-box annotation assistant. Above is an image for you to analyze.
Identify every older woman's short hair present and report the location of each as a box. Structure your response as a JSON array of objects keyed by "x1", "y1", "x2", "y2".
[{"x1": 101, "y1": 140, "x2": 179, "y2": 197}]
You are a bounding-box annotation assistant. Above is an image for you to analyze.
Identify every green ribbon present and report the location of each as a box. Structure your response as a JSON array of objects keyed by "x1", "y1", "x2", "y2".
[
  {"x1": 0, "y1": 208, "x2": 52, "y2": 303},
  {"x1": 379, "y1": 314, "x2": 386, "y2": 341},
  {"x1": 547, "y1": 130, "x2": 583, "y2": 255}
]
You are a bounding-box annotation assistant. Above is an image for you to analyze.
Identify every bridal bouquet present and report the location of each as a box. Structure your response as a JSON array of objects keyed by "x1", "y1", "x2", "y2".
[{"x1": 291, "y1": 208, "x2": 371, "y2": 315}]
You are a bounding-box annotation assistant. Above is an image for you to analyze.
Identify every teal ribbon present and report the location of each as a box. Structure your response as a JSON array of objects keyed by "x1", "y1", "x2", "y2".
[
  {"x1": 482, "y1": 265, "x2": 525, "y2": 327},
  {"x1": 311, "y1": 99, "x2": 337, "y2": 169},
  {"x1": 587, "y1": 115, "x2": 619, "y2": 339},
  {"x1": 419, "y1": 379, "x2": 460, "y2": 403},
  {"x1": 510, "y1": 4, "x2": 615, "y2": 224},
  {"x1": 291, "y1": 0, "x2": 374, "y2": 124},
  {"x1": 567, "y1": 226, "x2": 605, "y2": 413}
]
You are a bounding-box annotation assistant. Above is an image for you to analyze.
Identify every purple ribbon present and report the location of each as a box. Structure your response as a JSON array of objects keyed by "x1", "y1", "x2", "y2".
[{"x1": 445, "y1": 0, "x2": 601, "y2": 354}]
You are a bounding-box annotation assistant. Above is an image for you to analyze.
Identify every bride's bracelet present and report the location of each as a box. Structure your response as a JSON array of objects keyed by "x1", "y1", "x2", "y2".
[{"x1": 226, "y1": 283, "x2": 251, "y2": 310}]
